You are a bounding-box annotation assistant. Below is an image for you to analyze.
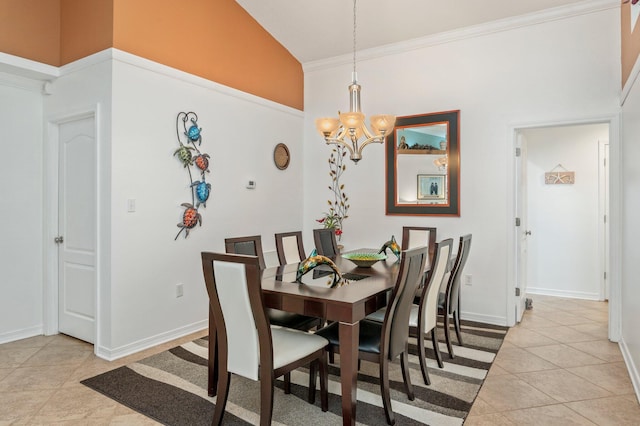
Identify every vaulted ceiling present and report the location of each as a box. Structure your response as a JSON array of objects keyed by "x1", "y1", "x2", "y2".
[{"x1": 235, "y1": 0, "x2": 600, "y2": 63}]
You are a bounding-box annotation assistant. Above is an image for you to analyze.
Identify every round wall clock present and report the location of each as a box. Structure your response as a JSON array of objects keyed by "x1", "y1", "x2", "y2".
[{"x1": 273, "y1": 143, "x2": 290, "y2": 170}]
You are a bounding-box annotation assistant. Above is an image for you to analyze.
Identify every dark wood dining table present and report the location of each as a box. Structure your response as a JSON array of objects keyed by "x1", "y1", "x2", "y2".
[{"x1": 208, "y1": 250, "x2": 404, "y2": 426}]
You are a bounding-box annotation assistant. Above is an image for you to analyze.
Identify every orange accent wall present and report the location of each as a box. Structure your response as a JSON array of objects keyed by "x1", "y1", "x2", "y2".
[
  {"x1": 0, "y1": 0, "x2": 303, "y2": 110},
  {"x1": 622, "y1": 3, "x2": 640, "y2": 88},
  {"x1": 60, "y1": 0, "x2": 113, "y2": 65},
  {"x1": 0, "y1": 0, "x2": 60, "y2": 66},
  {"x1": 112, "y1": 0, "x2": 302, "y2": 110}
]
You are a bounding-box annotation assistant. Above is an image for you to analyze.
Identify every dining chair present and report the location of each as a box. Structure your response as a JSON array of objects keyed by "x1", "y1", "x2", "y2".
[
  {"x1": 315, "y1": 246, "x2": 428, "y2": 426},
  {"x1": 225, "y1": 235, "x2": 321, "y2": 332},
  {"x1": 201, "y1": 252, "x2": 329, "y2": 426},
  {"x1": 274, "y1": 231, "x2": 306, "y2": 266},
  {"x1": 438, "y1": 234, "x2": 472, "y2": 358},
  {"x1": 401, "y1": 226, "x2": 437, "y2": 264},
  {"x1": 313, "y1": 228, "x2": 340, "y2": 258},
  {"x1": 411, "y1": 238, "x2": 452, "y2": 384}
]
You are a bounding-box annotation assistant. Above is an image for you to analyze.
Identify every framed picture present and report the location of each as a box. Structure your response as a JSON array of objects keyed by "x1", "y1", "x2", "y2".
[{"x1": 417, "y1": 174, "x2": 446, "y2": 200}]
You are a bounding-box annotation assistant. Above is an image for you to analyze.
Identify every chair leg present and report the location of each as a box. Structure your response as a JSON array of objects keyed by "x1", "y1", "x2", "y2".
[
  {"x1": 259, "y1": 372, "x2": 275, "y2": 426},
  {"x1": 379, "y1": 359, "x2": 396, "y2": 426},
  {"x1": 431, "y1": 328, "x2": 444, "y2": 369},
  {"x1": 212, "y1": 371, "x2": 231, "y2": 426},
  {"x1": 444, "y1": 312, "x2": 455, "y2": 358},
  {"x1": 308, "y1": 360, "x2": 317, "y2": 404},
  {"x1": 453, "y1": 310, "x2": 463, "y2": 346},
  {"x1": 416, "y1": 327, "x2": 430, "y2": 385},
  {"x1": 319, "y1": 350, "x2": 329, "y2": 412},
  {"x1": 284, "y1": 372, "x2": 291, "y2": 394},
  {"x1": 400, "y1": 350, "x2": 415, "y2": 401}
]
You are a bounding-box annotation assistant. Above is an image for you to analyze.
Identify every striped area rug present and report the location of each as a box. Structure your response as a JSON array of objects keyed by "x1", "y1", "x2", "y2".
[{"x1": 82, "y1": 320, "x2": 507, "y2": 425}]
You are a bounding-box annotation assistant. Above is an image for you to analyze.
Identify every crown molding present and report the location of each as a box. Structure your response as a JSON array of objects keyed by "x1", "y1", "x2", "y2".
[{"x1": 304, "y1": 0, "x2": 620, "y2": 72}]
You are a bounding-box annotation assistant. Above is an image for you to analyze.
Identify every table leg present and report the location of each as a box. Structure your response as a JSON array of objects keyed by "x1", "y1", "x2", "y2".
[
  {"x1": 339, "y1": 321, "x2": 359, "y2": 426},
  {"x1": 208, "y1": 307, "x2": 218, "y2": 397}
]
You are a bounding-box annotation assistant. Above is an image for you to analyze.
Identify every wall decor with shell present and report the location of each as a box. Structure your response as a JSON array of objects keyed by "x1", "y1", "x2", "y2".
[{"x1": 174, "y1": 112, "x2": 210, "y2": 239}]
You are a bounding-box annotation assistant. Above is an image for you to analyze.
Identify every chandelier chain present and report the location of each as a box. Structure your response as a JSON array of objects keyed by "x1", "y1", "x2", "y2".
[{"x1": 352, "y1": 0, "x2": 357, "y2": 77}]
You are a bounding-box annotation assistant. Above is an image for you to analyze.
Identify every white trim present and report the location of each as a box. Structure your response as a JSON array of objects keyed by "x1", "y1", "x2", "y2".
[
  {"x1": 43, "y1": 106, "x2": 101, "y2": 350},
  {"x1": 304, "y1": 0, "x2": 619, "y2": 71},
  {"x1": 526, "y1": 287, "x2": 600, "y2": 300},
  {"x1": 95, "y1": 320, "x2": 208, "y2": 361},
  {"x1": 619, "y1": 337, "x2": 640, "y2": 402},
  {"x1": 0, "y1": 325, "x2": 44, "y2": 345},
  {"x1": 460, "y1": 312, "x2": 507, "y2": 327},
  {"x1": 0, "y1": 51, "x2": 59, "y2": 80},
  {"x1": 622, "y1": 54, "x2": 640, "y2": 105},
  {"x1": 0, "y1": 71, "x2": 48, "y2": 93},
  {"x1": 58, "y1": 48, "x2": 304, "y2": 118},
  {"x1": 506, "y1": 113, "x2": 622, "y2": 338}
]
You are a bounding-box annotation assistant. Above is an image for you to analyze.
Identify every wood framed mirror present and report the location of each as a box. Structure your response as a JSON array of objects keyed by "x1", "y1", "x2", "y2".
[{"x1": 386, "y1": 110, "x2": 460, "y2": 216}]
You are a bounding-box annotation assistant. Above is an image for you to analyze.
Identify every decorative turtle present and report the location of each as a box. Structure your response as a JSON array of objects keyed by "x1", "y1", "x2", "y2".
[
  {"x1": 185, "y1": 118, "x2": 202, "y2": 145},
  {"x1": 175, "y1": 203, "x2": 202, "y2": 240},
  {"x1": 174, "y1": 144, "x2": 195, "y2": 167},
  {"x1": 191, "y1": 180, "x2": 211, "y2": 208},
  {"x1": 378, "y1": 235, "x2": 401, "y2": 259},
  {"x1": 194, "y1": 153, "x2": 210, "y2": 173},
  {"x1": 296, "y1": 249, "x2": 342, "y2": 288}
]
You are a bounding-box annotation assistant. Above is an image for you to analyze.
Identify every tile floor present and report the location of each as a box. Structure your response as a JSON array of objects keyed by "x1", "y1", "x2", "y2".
[
  {"x1": 0, "y1": 294, "x2": 638, "y2": 425},
  {"x1": 465, "y1": 294, "x2": 640, "y2": 425}
]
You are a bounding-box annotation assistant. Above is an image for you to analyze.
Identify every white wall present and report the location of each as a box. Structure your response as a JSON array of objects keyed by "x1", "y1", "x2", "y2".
[
  {"x1": 621, "y1": 69, "x2": 640, "y2": 399},
  {"x1": 0, "y1": 78, "x2": 44, "y2": 342},
  {"x1": 303, "y1": 7, "x2": 621, "y2": 325},
  {"x1": 523, "y1": 124, "x2": 608, "y2": 299},
  {"x1": 105, "y1": 51, "x2": 304, "y2": 356}
]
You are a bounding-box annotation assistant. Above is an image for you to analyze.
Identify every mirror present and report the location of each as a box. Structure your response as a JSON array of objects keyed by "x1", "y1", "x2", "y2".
[{"x1": 386, "y1": 110, "x2": 460, "y2": 216}]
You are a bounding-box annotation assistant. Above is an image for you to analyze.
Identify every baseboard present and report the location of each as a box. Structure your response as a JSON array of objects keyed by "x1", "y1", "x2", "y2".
[
  {"x1": 618, "y1": 336, "x2": 640, "y2": 403},
  {"x1": 526, "y1": 287, "x2": 600, "y2": 300},
  {"x1": 0, "y1": 324, "x2": 44, "y2": 345},
  {"x1": 95, "y1": 320, "x2": 207, "y2": 361},
  {"x1": 460, "y1": 311, "x2": 508, "y2": 327}
]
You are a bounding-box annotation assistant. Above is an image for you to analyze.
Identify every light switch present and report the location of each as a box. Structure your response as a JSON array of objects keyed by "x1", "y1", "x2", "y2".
[{"x1": 127, "y1": 199, "x2": 136, "y2": 212}]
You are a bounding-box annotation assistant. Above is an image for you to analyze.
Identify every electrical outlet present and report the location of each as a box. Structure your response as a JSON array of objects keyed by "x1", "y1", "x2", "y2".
[
  {"x1": 464, "y1": 275, "x2": 472, "y2": 286},
  {"x1": 176, "y1": 283, "x2": 184, "y2": 298}
]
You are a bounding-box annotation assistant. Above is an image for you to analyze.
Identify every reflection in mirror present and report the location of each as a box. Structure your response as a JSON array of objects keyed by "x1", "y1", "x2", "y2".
[{"x1": 386, "y1": 111, "x2": 460, "y2": 216}]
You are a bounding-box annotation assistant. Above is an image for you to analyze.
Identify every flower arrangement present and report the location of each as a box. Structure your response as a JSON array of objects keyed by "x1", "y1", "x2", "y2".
[{"x1": 317, "y1": 146, "x2": 349, "y2": 240}]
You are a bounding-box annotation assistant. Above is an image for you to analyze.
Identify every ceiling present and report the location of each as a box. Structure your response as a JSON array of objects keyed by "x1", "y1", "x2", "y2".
[{"x1": 235, "y1": 0, "x2": 596, "y2": 64}]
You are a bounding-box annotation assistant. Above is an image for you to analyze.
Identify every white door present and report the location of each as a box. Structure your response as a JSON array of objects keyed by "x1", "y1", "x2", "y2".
[
  {"x1": 57, "y1": 116, "x2": 96, "y2": 343},
  {"x1": 515, "y1": 133, "x2": 529, "y2": 322},
  {"x1": 599, "y1": 141, "x2": 610, "y2": 300}
]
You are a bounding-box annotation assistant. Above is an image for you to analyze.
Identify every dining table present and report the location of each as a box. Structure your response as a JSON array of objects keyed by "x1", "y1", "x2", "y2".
[{"x1": 207, "y1": 250, "x2": 409, "y2": 426}]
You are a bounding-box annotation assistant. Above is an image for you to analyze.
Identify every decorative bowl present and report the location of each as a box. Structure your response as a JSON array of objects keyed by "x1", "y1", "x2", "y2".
[{"x1": 342, "y1": 252, "x2": 387, "y2": 268}]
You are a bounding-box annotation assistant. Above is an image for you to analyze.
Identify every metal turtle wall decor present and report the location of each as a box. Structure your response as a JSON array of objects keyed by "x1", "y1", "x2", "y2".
[{"x1": 174, "y1": 112, "x2": 211, "y2": 239}]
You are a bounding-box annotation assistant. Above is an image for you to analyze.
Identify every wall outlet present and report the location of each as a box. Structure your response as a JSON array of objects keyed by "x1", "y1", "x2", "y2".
[
  {"x1": 176, "y1": 283, "x2": 184, "y2": 298},
  {"x1": 464, "y1": 275, "x2": 472, "y2": 286}
]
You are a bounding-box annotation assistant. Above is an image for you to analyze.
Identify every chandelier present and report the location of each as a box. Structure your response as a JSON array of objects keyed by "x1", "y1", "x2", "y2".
[{"x1": 315, "y1": 0, "x2": 396, "y2": 163}]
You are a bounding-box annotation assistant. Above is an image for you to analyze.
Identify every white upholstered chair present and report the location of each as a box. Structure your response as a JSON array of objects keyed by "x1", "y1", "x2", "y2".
[
  {"x1": 202, "y1": 252, "x2": 328, "y2": 426},
  {"x1": 275, "y1": 231, "x2": 307, "y2": 265}
]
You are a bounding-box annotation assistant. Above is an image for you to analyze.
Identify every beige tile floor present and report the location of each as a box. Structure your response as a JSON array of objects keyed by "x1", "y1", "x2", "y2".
[
  {"x1": 0, "y1": 295, "x2": 638, "y2": 425},
  {"x1": 465, "y1": 294, "x2": 640, "y2": 425}
]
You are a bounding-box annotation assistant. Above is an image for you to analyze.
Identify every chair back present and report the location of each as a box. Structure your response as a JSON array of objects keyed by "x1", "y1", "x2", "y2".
[
  {"x1": 225, "y1": 235, "x2": 266, "y2": 270},
  {"x1": 201, "y1": 252, "x2": 270, "y2": 381},
  {"x1": 401, "y1": 226, "x2": 437, "y2": 263},
  {"x1": 313, "y1": 228, "x2": 340, "y2": 258},
  {"x1": 420, "y1": 239, "x2": 453, "y2": 332},
  {"x1": 382, "y1": 246, "x2": 428, "y2": 360},
  {"x1": 445, "y1": 234, "x2": 472, "y2": 314},
  {"x1": 275, "y1": 231, "x2": 306, "y2": 265}
]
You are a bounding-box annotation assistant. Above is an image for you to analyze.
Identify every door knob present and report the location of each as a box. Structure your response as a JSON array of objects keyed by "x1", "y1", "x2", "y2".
[
  {"x1": 54, "y1": 236, "x2": 64, "y2": 244},
  {"x1": 525, "y1": 230, "x2": 532, "y2": 236}
]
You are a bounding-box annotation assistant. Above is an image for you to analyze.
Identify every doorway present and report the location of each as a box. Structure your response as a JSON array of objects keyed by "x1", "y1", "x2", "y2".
[
  {"x1": 44, "y1": 109, "x2": 99, "y2": 346},
  {"x1": 508, "y1": 116, "x2": 620, "y2": 342}
]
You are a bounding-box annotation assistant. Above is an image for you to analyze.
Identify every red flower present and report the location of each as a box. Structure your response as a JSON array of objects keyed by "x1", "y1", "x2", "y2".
[
  {"x1": 316, "y1": 218, "x2": 326, "y2": 223},
  {"x1": 334, "y1": 229, "x2": 343, "y2": 236}
]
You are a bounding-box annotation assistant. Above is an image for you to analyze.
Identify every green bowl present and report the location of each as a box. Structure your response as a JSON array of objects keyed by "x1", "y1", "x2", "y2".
[{"x1": 342, "y1": 252, "x2": 387, "y2": 268}]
